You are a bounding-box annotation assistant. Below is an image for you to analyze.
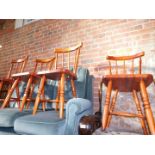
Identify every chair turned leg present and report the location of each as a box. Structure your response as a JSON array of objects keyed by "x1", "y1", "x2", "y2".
[
  {"x1": 59, "y1": 73, "x2": 65, "y2": 119},
  {"x1": 20, "y1": 76, "x2": 33, "y2": 112},
  {"x1": 132, "y1": 89, "x2": 148, "y2": 135},
  {"x1": 41, "y1": 87, "x2": 46, "y2": 111},
  {"x1": 55, "y1": 80, "x2": 60, "y2": 111},
  {"x1": 98, "y1": 81, "x2": 103, "y2": 110},
  {"x1": 15, "y1": 83, "x2": 20, "y2": 109},
  {"x1": 106, "y1": 89, "x2": 118, "y2": 128},
  {"x1": 33, "y1": 75, "x2": 46, "y2": 115},
  {"x1": 1, "y1": 79, "x2": 19, "y2": 109},
  {"x1": 0, "y1": 81, "x2": 3, "y2": 91},
  {"x1": 70, "y1": 79, "x2": 77, "y2": 97},
  {"x1": 26, "y1": 83, "x2": 35, "y2": 109},
  {"x1": 140, "y1": 80, "x2": 155, "y2": 135},
  {"x1": 102, "y1": 80, "x2": 112, "y2": 130}
]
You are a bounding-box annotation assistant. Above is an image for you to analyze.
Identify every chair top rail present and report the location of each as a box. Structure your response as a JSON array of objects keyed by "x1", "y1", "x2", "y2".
[
  {"x1": 107, "y1": 52, "x2": 144, "y2": 61},
  {"x1": 54, "y1": 42, "x2": 83, "y2": 53},
  {"x1": 11, "y1": 56, "x2": 29, "y2": 63},
  {"x1": 36, "y1": 57, "x2": 55, "y2": 63}
]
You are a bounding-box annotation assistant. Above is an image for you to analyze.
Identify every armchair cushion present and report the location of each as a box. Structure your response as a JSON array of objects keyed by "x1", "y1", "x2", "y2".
[
  {"x1": 14, "y1": 111, "x2": 65, "y2": 135},
  {"x1": 14, "y1": 98, "x2": 92, "y2": 135},
  {"x1": 0, "y1": 108, "x2": 32, "y2": 127}
]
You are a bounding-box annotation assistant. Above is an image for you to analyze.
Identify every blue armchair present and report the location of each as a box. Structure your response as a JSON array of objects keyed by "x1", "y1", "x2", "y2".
[{"x1": 11, "y1": 67, "x2": 93, "y2": 135}]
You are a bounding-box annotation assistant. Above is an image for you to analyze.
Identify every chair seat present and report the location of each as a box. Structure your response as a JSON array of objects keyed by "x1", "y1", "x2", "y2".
[
  {"x1": 37, "y1": 69, "x2": 77, "y2": 80},
  {"x1": 14, "y1": 111, "x2": 66, "y2": 135},
  {"x1": 0, "y1": 78, "x2": 13, "y2": 83},
  {"x1": 102, "y1": 74, "x2": 153, "y2": 92},
  {"x1": 12, "y1": 71, "x2": 30, "y2": 77},
  {"x1": 0, "y1": 108, "x2": 32, "y2": 127},
  {"x1": 12, "y1": 72, "x2": 40, "y2": 81}
]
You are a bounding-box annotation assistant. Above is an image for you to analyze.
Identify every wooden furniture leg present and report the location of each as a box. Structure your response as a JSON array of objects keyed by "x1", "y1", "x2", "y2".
[
  {"x1": 26, "y1": 83, "x2": 35, "y2": 109},
  {"x1": 140, "y1": 80, "x2": 155, "y2": 134},
  {"x1": 154, "y1": 79, "x2": 155, "y2": 86},
  {"x1": 1, "y1": 79, "x2": 19, "y2": 109},
  {"x1": 20, "y1": 76, "x2": 33, "y2": 111},
  {"x1": 132, "y1": 89, "x2": 148, "y2": 135},
  {"x1": 106, "y1": 89, "x2": 118, "y2": 128},
  {"x1": 55, "y1": 80, "x2": 60, "y2": 111},
  {"x1": 0, "y1": 81, "x2": 3, "y2": 91},
  {"x1": 15, "y1": 83, "x2": 20, "y2": 109},
  {"x1": 59, "y1": 73, "x2": 65, "y2": 118},
  {"x1": 33, "y1": 75, "x2": 46, "y2": 115},
  {"x1": 70, "y1": 79, "x2": 77, "y2": 97},
  {"x1": 98, "y1": 81, "x2": 103, "y2": 109},
  {"x1": 102, "y1": 80, "x2": 112, "y2": 130},
  {"x1": 41, "y1": 87, "x2": 46, "y2": 111}
]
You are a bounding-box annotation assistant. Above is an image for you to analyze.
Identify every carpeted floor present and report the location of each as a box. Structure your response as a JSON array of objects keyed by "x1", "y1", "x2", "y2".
[{"x1": 93, "y1": 128, "x2": 142, "y2": 135}]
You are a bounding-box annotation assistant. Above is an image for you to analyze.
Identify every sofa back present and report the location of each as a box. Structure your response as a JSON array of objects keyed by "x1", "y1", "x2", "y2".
[
  {"x1": 47, "y1": 67, "x2": 93, "y2": 109},
  {"x1": 53, "y1": 67, "x2": 92, "y2": 99}
]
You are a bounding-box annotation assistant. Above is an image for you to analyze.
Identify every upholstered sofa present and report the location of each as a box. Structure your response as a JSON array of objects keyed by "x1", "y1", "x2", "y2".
[{"x1": 0, "y1": 67, "x2": 93, "y2": 135}]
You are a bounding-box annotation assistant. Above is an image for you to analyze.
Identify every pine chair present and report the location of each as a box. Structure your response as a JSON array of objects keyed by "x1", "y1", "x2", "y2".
[
  {"x1": 101, "y1": 52, "x2": 155, "y2": 135},
  {"x1": 21, "y1": 57, "x2": 56, "y2": 112},
  {"x1": 32, "y1": 42, "x2": 83, "y2": 118},
  {"x1": 0, "y1": 56, "x2": 28, "y2": 109},
  {"x1": 2, "y1": 57, "x2": 56, "y2": 112}
]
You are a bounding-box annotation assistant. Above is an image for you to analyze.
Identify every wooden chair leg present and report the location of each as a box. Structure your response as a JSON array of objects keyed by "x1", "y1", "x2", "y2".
[
  {"x1": 20, "y1": 76, "x2": 33, "y2": 112},
  {"x1": 106, "y1": 89, "x2": 118, "y2": 128},
  {"x1": 140, "y1": 80, "x2": 155, "y2": 134},
  {"x1": 102, "y1": 80, "x2": 112, "y2": 130},
  {"x1": 15, "y1": 83, "x2": 20, "y2": 109},
  {"x1": 1, "y1": 79, "x2": 19, "y2": 109},
  {"x1": 41, "y1": 87, "x2": 46, "y2": 111},
  {"x1": 97, "y1": 81, "x2": 103, "y2": 116},
  {"x1": 98, "y1": 81, "x2": 103, "y2": 109},
  {"x1": 59, "y1": 73, "x2": 65, "y2": 119},
  {"x1": 4, "y1": 84, "x2": 11, "y2": 106},
  {"x1": 132, "y1": 89, "x2": 148, "y2": 135},
  {"x1": 33, "y1": 75, "x2": 46, "y2": 115},
  {"x1": 0, "y1": 81, "x2": 3, "y2": 91},
  {"x1": 70, "y1": 79, "x2": 77, "y2": 97},
  {"x1": 55, "y1": 80, "x2": 60, "y2": 111},
  {"x1": 153, "y1": 79, "x2": 155, "y2": 86},
  {"x1": 26, "y1": 83, "x2": 35, "y2": 109}
]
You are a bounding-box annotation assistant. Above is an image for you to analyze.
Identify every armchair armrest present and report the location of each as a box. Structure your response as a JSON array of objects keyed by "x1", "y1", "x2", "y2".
[{"x1": 64, "y1": 98, "x2": 93, "y2": 135}]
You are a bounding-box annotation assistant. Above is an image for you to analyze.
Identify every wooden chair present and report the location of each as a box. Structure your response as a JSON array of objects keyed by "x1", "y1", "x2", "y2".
[
  {"x1": 0, "y1": 56, "x2": 28, "y2": 109},
  {"x1": 32, "y1": 42, "x2": 83, "y2": 118},
  {"x1": 2, "y1": 57, "x2": 56, "y2": 112},
  {"x1": 100, "y1": 52, "x2": 155, "y2": 134}
]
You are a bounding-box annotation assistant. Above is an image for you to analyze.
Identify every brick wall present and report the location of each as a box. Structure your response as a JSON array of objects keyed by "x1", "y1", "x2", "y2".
[{"x1": 0, "y1": 19, "x2": 155, "y2": 133}]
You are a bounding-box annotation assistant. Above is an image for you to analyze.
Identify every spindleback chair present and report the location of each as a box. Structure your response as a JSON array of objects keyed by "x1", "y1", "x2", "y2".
[
  {"x1": 32, "y1": 42, "x2": 83, "y2": 118},
  {"x1": 2, "y1": 57, "x2": 56, "y2": 112},
  {"x1": 101, "y1": 52, "x2": 155, "y2": 134},
  {"x1": 20, "y1": 57, "x2": 56, "y2": 112},
  {"x1": 0, "y1": 56, "x2": 28, "y2": 109}
]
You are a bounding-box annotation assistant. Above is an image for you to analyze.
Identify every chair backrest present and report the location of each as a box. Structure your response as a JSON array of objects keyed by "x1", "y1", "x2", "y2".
[
  {"x1": 33, "y1": 57, "x2": 55, "y2": 73},
  {"x1": 107, "y1": 52, "x2": 145, "y2": 75},
  {"x1": 54, "y1": 42, "x2": 83, "y2": 75},
  {"x1": 6, "y1": 56, "x2": 29, "y2": 79}
]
